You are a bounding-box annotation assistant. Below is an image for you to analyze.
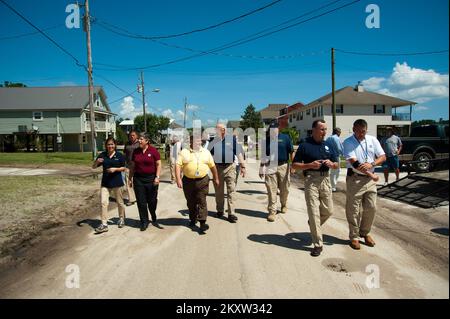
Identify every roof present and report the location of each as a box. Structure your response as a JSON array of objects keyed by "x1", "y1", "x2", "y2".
[
  {"x1": 0, "y1": 86, "x2": 111, "y2": 112},
  {"x1": 306, "y1": 86, "x2": 417, "y2": 108},
  {"x1": 119, "y1": 119, "x2": 134, "y2": 126},
  {"x1": 259, "y1": 103, "x2": 289, "y2": 119},
  {"x1": 169, "y1": 121, "x2": 183, "y2": 129}
]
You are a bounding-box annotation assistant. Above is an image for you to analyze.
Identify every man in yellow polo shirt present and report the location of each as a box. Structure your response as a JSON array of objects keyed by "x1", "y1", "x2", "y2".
[{"x1": 176, "y1": 134, "x2": 220, "y2": 233}]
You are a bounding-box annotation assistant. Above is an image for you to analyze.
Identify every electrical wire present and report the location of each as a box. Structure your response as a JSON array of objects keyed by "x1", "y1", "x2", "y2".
[{"x1": 335, "y1": 48, "x2": 449, "y2": 56}]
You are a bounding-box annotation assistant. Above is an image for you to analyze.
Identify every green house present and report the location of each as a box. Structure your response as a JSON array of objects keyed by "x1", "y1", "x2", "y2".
[{"x1": 0, "y1": 86, "x2": 116, "y2": 152}]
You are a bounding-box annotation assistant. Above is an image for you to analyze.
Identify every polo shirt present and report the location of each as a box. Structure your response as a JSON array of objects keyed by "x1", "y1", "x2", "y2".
[
  {"x1": 384, "y1": 135, "x2": 402, "y2": 157},
  {"x1": 263, "y1": 133, "x2": 294, "y2": 165},
  {"x1": 293, "y1": 137, "x2": 338, "y2": 172},
  {"x1": 97, "y1": 151, "x2": 125, "y2": 188},
  {"x1": 343, "y1": 134, "x2": 385, "y2": 173},
  {"x1": 132, "y1": 146, "x2": 161, "y2": 175},
  {"x1": 325, "y1": 134, "x2": 344, "y2": 157},
  {"x1": 208, "y1": 135, "x2": 243, "y2": 164},
  {"x1": 124, "y1": 140, "x2": 139, "y2": 165},
  {"x1": 177, "y1": 147, "x2": 215, "y2": 179}
]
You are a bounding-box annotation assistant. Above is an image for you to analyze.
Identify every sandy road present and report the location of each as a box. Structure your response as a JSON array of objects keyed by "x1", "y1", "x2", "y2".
[{"x1": 0, "y1": 163, "x2": 447, "y2": 298}]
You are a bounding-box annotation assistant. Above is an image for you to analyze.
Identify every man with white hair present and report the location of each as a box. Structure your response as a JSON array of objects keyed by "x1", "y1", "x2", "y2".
[{"x1": 207, "y1": 123, "x2": 246, "y2": 223}]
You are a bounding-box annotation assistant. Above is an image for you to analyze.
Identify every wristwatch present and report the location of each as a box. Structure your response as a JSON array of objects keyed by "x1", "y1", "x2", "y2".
[
  {"x1": 370, "y1": 162, "x2": 376, "y2": 167},
  {"x1": 155, "y1": 176, "x2": 160, "y2": 179}
]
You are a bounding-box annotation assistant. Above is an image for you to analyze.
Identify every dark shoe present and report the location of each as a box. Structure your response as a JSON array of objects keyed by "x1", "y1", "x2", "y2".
[
  {"x1": 189, "y1": 219, "x2": 197, "y2": 227},
  {"x1": 362, "y1": 235, "x2": 376, "y2": 247},
  {"x1": 310, "y1": 246, "x2": 323, "y2": 257},
  {"x1": 216, "y1": 211, "x2": 224, "y2": 218},
  {"x1": 350, "y1": 239, "x2": 361, "y2": 250},
  {"x1": 227, "y1": 214, "x2": 238, "y2": 223},
  {"x1": 199, "y1": 222, "x2": 209, "y2": 233},
  {"x1": 118, "y1": 218, "x2": 125, "y2": 228},
  {"x1": 140, "y1": 222, "x2": 148, "y2": 231},
  {"x1": 152, "y1": 221, "x2": 164, "y2": 229},
  {"x1": 95, "y1": 224, "x2": 108, "y2": 234}
]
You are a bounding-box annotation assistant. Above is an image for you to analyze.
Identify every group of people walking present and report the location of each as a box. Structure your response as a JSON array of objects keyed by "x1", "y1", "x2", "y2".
[{"x1": 93, "y1": 118, "x2": 398, "y2": 257}]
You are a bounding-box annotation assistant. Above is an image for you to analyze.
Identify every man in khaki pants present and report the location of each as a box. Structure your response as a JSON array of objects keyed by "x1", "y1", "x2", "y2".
[
  {"x1": 291, "y1": 120, "x2": 339, "y2": 257},
  {"x1": 207, "y1": 123, "x2": 246, "y2": 223},
  {"x1": 260, "y1": 122, "x2": 294, "y2": 222},
  {"x1": 343, "y1": 119, "x2": 386, "y2": 250}
]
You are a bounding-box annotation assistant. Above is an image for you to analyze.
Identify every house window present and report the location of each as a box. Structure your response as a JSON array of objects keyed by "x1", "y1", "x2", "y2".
[
  {"x1": 300, "y1": 112, "x2": 303, "y2": 120},
  {"x1": 336, "y1": 105, "x2": 344, "y2": 114},
  {"x1": 374, "y1": 104, "x2": 385, "y2": 114},
  {"x1": 33, "y1": 111, "x2": 43, "y2": 121},
  {"x1": 320, "y1": 106, "x2": 323, "y2": 117},
  {"x1": 289, "y1": 114, "x2": 292, "y2": 122},
  {"x1": 296, "y1": 112, "x2": 299, "y2": 121},
  {"x1": 312, "y1": 107, "x2": 317, "y2": 117},
  {"x1": 306, "y1": 109, "x2": 310, "y2": 115}
]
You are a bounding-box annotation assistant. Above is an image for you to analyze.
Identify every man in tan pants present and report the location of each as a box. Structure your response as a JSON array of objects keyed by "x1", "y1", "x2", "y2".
[
  {"x1": 343, "y1": 119, "x2": 386, "y2": 250},
  {"x1": 291, "y1": 120, "x2": 339, "y2": 257},
  {"x1": 208, "y1": 123, "x2": 246, "y2": 223},
  {"x1": 260, "y1": 122, "x2": 294, "y2": 222}
]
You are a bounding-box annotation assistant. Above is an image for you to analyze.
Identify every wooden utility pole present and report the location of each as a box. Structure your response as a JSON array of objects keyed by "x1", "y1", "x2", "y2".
[
  {"x1": 84, "y1": 0, "x2": 96, "y2": 159},
  {"x1": 183, "y1": 97, "x2": 187, "y2": 128},
  {"x1": 140, "y1": 71, "x2": 146, "y2": 133},
  {"x1": 331, "y1": 47, "x2": 336, "y2": 130}
]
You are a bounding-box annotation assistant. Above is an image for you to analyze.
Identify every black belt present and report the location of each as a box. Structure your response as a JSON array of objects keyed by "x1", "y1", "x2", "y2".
[{"x1": 182, "y1": 175, "x2": 208, "y2": 181}]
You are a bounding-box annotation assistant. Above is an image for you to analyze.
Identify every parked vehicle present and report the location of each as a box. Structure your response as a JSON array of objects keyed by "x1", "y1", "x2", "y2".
[{"x1": 399, "y1": 124, "x2": 449, "y2": 172}]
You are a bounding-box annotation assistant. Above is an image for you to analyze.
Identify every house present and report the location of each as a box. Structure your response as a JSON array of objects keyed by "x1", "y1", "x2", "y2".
[
  {"x1": 259, "y1": 104, "x2": 288, "y2": 126},
  {"x1": 0, "y1": 86, "x2": 116, "y2": 152},
  {"x1": 277, "y1": 102, "x2": 304, "y2": 129},
  {"x1": 288, "y1": 83, "x2": 417, "y2": 139},
  {"x1": 119, "y1": 119, "x2": 134, "y2": 135}
]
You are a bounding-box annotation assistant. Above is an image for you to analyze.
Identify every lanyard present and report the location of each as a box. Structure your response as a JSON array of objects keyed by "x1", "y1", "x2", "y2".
[
  {"x1": 191, "y1": 149, "x2": 201, "y2": 176},
  {"x1": 354, "y1": 135, "x2": 368, "y2": 162}
]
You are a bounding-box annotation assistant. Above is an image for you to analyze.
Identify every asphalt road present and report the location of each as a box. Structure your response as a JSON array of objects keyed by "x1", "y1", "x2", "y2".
[{"x1": 0, "y1": 163, "x2": 448, "y2": 298}]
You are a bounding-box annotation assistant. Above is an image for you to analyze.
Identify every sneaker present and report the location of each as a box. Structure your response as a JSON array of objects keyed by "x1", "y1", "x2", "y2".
[
  {"x1": 227, "y1": 214, "x2": 238, "y2": 223},
  {"x1": 310, "y1": 246, "x2": 323, "y2": 257},
  {"x1": 267, "y1": 213, "x2": 276, "y2": 222},
  {"x1": 95, "y1": 224, "x2": 108, "y2": 234},
  {"x1": 332, "y1": 188, "x2": 337, "y2": 192},
  {"x1": 383, "y1": 182, "x2": 388, "y2": 186},
  {"x1": 118, "y1": 218, "x2": 125, "y2": 228}
]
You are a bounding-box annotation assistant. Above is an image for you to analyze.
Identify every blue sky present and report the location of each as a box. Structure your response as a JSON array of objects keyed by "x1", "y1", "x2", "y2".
[{"x1": 0, "y1": 0, "x2": 448, "y2": 126}]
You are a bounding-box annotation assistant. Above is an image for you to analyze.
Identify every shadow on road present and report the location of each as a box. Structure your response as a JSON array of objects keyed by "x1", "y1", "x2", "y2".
[
  {"x1": 248, "y1": 232, "x2": 348, "y2": 252},
  {"x1": 235, "y1": 208, "x2": 267, "y2": 220},
  {"x1": 237, "y1": 190, "x2": 267, "y2": 195}
]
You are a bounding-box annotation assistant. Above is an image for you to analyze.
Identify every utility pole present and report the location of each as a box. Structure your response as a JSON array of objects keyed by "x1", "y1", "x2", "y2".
[
  {"x1": 84, "y1": 0, "x2": 96, "y2": 159},
  {"x1": 183, "y1": 97, "x2": 187, "y2": 128},
  {"x1": 331, "y1": 47, "x2": 336, "y2": 131},
  {"x1": 139, "y1": 71, "x2": 146, "y2": 133}
]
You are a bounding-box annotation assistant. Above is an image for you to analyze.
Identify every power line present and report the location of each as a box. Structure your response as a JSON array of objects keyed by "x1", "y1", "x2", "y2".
[
  {"x1": 0, "y1": 23, "x2": 64, "y2": 40},
  {"x1": 108, "y1": 89, "x2": 138, "y2": 105},
  {"x1": 93, "y1": 0, "x2": 356, "y2": 71},
  {"x1": 93, "y1": 0, "x2": 283, "y2": 40},
  {"x1": 0, "y1": 0, "x2": 86, "y2": 70},
  {"x1": 335, "y1": 48, "x2": 449, "y2": 56}
]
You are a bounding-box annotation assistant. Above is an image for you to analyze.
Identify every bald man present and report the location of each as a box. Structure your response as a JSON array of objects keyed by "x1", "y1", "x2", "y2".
[{"x1": 207, "y1": 123, "x2": 246, "y2": 223}]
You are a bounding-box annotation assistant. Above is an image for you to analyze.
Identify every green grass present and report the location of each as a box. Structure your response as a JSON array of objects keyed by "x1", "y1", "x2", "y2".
[{"x1": 0, "y1": 152, "x2": 92, "y2": 166}]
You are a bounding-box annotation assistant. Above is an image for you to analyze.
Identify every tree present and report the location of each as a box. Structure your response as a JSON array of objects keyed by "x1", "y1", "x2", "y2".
[
  {"x1": 0, "y1": 81, "x2": 27, "y2": 87},
  {"x1": 134, "y1": 114, "x2": 170, "y2": 143},
  {"x1": 240, "y1": 103, "x2": 263, "y2": 131},
  {"x1": 280, "y1": 127, "x2": 300, "y2": 145},
  {"x1": 115, "y1": 119, "x2": 128, "y2": 145}
]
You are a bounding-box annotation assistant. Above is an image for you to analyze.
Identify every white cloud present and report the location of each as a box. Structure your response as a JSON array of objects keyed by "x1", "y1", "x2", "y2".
[
  {"x1": 162, "y1": 109, "x2": 174, "y2": 119},
  {"x1": 58, "y1": 81, "x2": 77, "y2": 86},
  {"x1": 119, "y1": 97, "x2": 141, "y2": 119},
  {"x1": 362, "y1": 62, "x2": 449, "y2": 103},
  {"x1": 186, "y1": 104, "x2": 199, "y2": 111},
  {"x1": 414, "y1": 106, "x2": 430, "y2": 112}
]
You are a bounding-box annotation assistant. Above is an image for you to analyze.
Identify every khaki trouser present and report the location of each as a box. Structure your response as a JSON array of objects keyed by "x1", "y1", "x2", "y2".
[
  {"x1": 169, "y1": 161, "x2": 177, "y2": 182},
  {"x1": 214, "y1": 164, "x2": 236, "y2": 215},
  {"x1": 345, "y1": 174, "x2": 377, "y2": 240},
  {"x1": 265, "y1": 163, "x2": 290, "y2": 215},
  {"x1": 123, "y1": 169, "x2": 136, "y2": 203},
  {"x1": 304, "y1": 171, "x2": 333, "y2": 248},
  {"x1": 101, "y1": 187, "x2": 125, "y2": 225}
]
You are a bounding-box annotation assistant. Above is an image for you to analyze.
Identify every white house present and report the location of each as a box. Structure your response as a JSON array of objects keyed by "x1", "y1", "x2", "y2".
[{"x1": 288, "y1": 83, "x2": 417, "y2": 140}]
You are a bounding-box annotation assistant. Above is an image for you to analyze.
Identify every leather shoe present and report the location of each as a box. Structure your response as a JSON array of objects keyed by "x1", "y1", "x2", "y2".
[
  {"x1": 199, "y1": 222, "x2": 209, "y2": 233},
  {"x1": 310, "y1": 246, "x2": 323, "y2": 257},
  {"x1": 216, "y1": 212, "x2": 224, "y2": 218},
  {"x1": 350, "y1": 239, "x2": 361, "y2": 250},
  {"x1": 227, "y1": 214, "x2": 238, "y2": 223},
  {"x1": 362, "y1": 235, "x2": 376, "y2": 247},
  {"x1": 140, "y1": 222, "x2": 148, "y2": 231}
]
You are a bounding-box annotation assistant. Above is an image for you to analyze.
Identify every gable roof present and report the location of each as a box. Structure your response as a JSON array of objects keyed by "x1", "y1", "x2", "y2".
[
  {"x1": 259, "y1": 103, "x2": 288, "y2": 119},
  {"x1": 0, "y1": 86, "x2": 111, "y2": 112},
  {"x1": 306, "y1": 86, "x2": 416, "y2": 108}
]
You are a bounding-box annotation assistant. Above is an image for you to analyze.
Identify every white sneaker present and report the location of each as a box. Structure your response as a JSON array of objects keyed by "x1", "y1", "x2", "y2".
[{"x1": 332, "y1": 188, "x2": 337, "y2": 192}]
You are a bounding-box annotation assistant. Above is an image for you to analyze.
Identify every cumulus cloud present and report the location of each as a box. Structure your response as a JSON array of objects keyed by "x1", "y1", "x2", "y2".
[
  {"x1": 186, "y1": 104, "x2": 199, "y2": 111},
  {"x1": 414, "y1": 106, "x2": 430, "y2": 112},
  {"x1": 119, "y1": 96, "x2": 141, "y2": 119},
  {"x1": 362, "y1": 62, "x2": 449, "y2": 103}
]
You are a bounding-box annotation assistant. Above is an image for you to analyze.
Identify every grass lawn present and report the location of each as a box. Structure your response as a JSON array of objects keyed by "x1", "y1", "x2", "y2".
[{"x1": 0, "y1": 152, "x2": 93, "y2": 166}]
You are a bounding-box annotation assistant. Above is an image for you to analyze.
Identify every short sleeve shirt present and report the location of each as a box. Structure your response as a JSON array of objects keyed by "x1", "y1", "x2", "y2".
[
  {"x1": 293, "y1": 137, "x2": 338, "y2": 172},
  {"x1": 208, "y1": 135, "x2": 243, "y2": 164},
  {"x1": 263, "y1": 133, "x2": 294, "y2": 164},
  {"x1": 384, "y1": 135, "x2": 402, "y2": 157},
  {"x1": 132, "y1": 146, "x2": 161, "y2": 175},
  {"x1": 343, "y1": 134, "x2": 385, "y2": 172},
  {"x1": 177, "y1": 148, "x2": 215, "y2": 179},
  {"x1": 97, "y1": 151, "x2": 125, "y2": 188}
]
